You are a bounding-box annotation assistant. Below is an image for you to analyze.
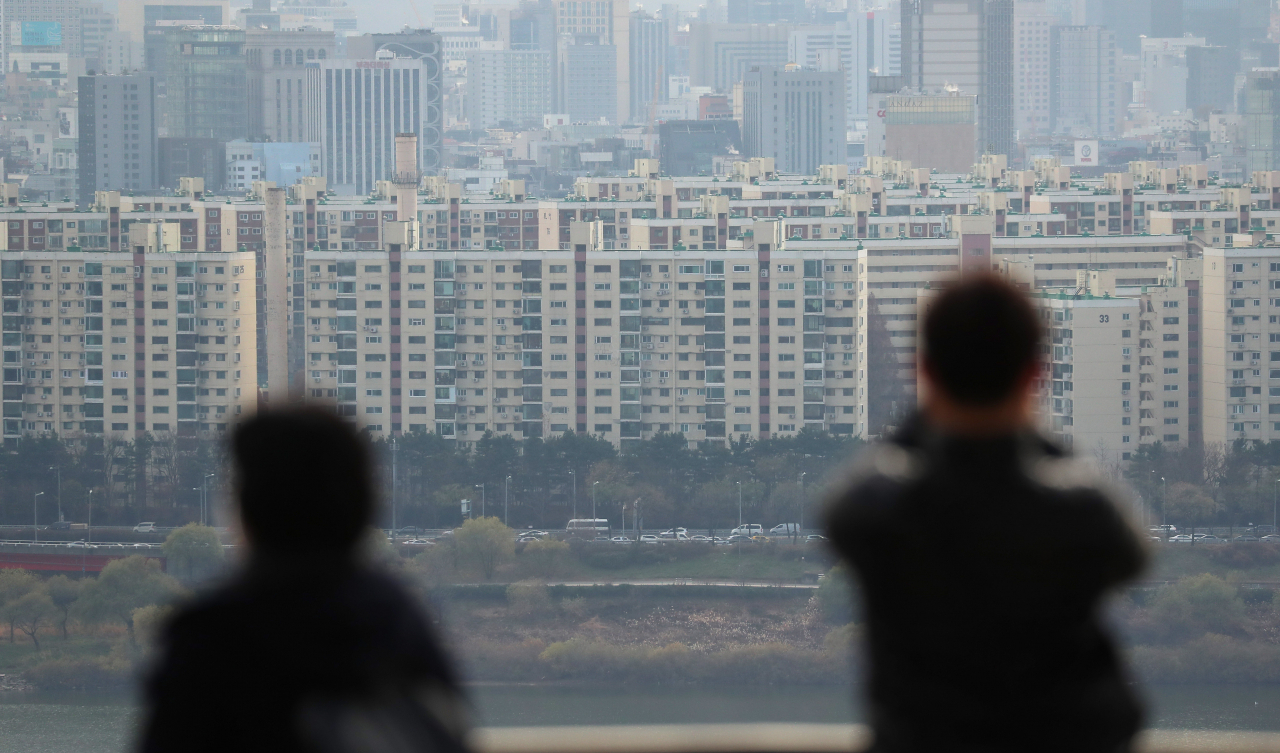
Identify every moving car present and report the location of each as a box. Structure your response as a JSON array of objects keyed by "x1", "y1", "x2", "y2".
[
  {"x1": 730, "y1": 524, "x2": 763, "y2": 537},
  {"x1": 395, "y1": 526, "x2": 424, "y2": 537},
  {"x1": 659, "y1": 528, "x2": 688, "y2": 539},
  {"x1": 639, "y1": 534, "x2": 660, "y2": 545},
  {"x1": 689, "y1": 535, "x2": 713, "y2": 542},
  {"x1": 805, "y1": 534, "x2": 828, "y2": 543},
  {"x1": 724, "y1": 535, "x2": 753, "y2": 545},
  {"x1": 1234, "y1": 535, "x2": 1261, "y2": 543},
  {"x1": 610, "y1": 536, "x2": 633, "y2": 544},
  {"x1": 1262, "y1": 534, "x2": 1280, "y2": 543},
  {"x1": 769, "y1": 523, "x2": 801, "y2": 536},
  {"x1": 133, "y1": 522, "x2": 157, "y2": 533},
  {"x1": 48, "y1": 521, "x2": 73, "y2": 531}
]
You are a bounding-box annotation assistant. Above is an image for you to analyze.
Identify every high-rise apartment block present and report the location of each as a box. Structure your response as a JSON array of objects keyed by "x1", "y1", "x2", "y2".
[
  {"x1": 742, "y1": 65, "x2": 845, "y2": 176},
  {"x1": 76, "y1": 72, "x2": 160, "y2": 207}
]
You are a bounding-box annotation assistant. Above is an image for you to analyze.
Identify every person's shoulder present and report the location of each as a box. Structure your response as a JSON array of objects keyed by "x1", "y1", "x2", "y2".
[
  {"x1": 1020, "y1": 435, "x2": 1125, "y2": 504},
  {"x1": 825, "y1": 430, "x2": 927, "y2": 526}
]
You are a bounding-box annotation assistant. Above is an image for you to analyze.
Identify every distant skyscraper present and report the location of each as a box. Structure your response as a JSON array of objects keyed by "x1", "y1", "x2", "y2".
[
  {"x1": 1014, "y1": 0, "x2": 1053, "y2": 136},
  {"x1": 726, "y1": 0, "x2": 806, "y2": 23},
  {"x1": 901, "y1": 0, "x2": 1014, "y2": 159},
  {"x1": 77, "y1": 72, "x2": 159, "y2": 206},
  {"x1": 244, "y1": 28, "x2": 336, "y2": 142},
  {"x1": 465, "y1": 49, "x2": 552, "y2": 129},
  {"x1": 789, "y1": 13, "x2": 897, "y2": 130},
  {"x1": 555, "y1": 0, "x2": 630, "y2": 124},
  {"x1": 688, "y1": 23, "x2": 794, "y2": 92},
  {"x1": 557, "y1": 39, "x2": 618, "y2": 124},
  {"x1": 344, "y1": 29, "x2": 444, "y2": 176},
  {"x1": 1244, "y1": 69, "x2": 1280, "y2": 175},
  {"x1": 742, "y1": 65, "x2": 845, "y2": 175},
  {"x1": 1186, "y1": 45, "x2": 1238, "y2": 114},
  {"x1": 630, "y1": 10, "x2": 671, "y2": 126},
  {"x1": 306, "y1": 58, "x2": 440, "y2": 195},
  {"x1": 160, "y1": 26, "x2": 247, "y2": 142},
  {"x1": 1050, "y1": 25, "x2": 1119, "y2": 137}
]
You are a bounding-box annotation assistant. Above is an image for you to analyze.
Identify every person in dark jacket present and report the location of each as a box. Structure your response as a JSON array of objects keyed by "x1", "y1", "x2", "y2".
[
  {"x1": 825, "y1": 277, "x2": 1146, "y2": 753},
  {"x1": 140, "y1": 408, "x2": 468, "y2": 753}
]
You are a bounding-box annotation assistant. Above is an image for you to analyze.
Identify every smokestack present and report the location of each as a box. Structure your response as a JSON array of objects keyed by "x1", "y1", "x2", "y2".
[{"x1": 393, "y1": 133, "x2": 419, "y2": 226}]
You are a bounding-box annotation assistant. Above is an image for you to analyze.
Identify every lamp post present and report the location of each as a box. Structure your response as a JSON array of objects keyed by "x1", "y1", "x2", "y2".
[
  {"x1": 475, "y1": 483, "x2": 486, "y2": 518},
  {"x1": 799, "y1": 472, "x2": 807, "y2": 540},
  {"x1": 49, "y1": 465, "x2": 61, "y2": 522},
  {"x1": 34, "y1": 491, "x2": 44, "y2": 543},
  {"x1": 592, "y1": 481, "x2": 599, "y2": 521},
  {"x1": 202, "y1": 473, "x2": 214, "y2": 527},
  {"x1": 1273, "y1": 478, "x2": 1278, "y2": 534},
  {"x1": 87, "y1": 489, "x2": 94, "y2": 545},
  {"x1": 1162, "y1": 476, "x2": 1167, "y2": 527},
  {"x1": 569, "y1": 469, "x2": 576, "y2": 520},
  {"x1": 390, "y1": 438, "x2": 398, "y2": 533},
  {"x1": 505, "y1": 475, "x2": 511, "y2": 527},
  {"x1": 736, "y1": 481, "x2": 742, "y2": 528}
]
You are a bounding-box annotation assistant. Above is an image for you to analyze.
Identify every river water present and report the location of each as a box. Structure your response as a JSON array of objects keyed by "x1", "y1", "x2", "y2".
[{"x1": 2, "y1": 684, "x2": 1280, "y2": 752}]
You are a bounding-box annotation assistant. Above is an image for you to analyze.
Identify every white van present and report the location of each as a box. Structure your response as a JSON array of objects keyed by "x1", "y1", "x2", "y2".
[
  {"x1": 133, "y1": 522, "x2": 157, "y2": 533},
  {"x1": 730, "y1": 524, "x2": 763, "y2": 536},
  {"x1": 769, "y1": 523, "x2": 801, "y2": 536}
]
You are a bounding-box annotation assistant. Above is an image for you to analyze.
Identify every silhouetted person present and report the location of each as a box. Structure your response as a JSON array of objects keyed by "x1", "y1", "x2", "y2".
[
  {"x1": 140, "y1": 409, "x2": 468, "y2": 753},
  {"x1": 826, "y1": 277, "x2": 1146, "y2": 753}
]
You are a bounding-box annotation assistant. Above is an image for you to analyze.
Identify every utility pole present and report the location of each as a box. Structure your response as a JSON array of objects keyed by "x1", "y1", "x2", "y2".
[
  {"x1": 505, "y1": 474, "x2": 511, "y2": 526},
  {"x1": 569, "y1": 469, "x2": 576, "y2": 520},
  {"x1": 202, "y1": 473, "x2": 214, "y2": 526},
  {"x1": 592, "y1": 481, "x2": 599, "y2": 521},
  {"x1": 87, "y1": 489, "x2": 94, "y2": 545},
  {"x1": 1162, "y1": 476, "x2": 1167, "y2": 527},
  {"x1": 49, "y1": 466, "x2": 61, "y2": 522},
  {"x1": 476, "y1": 483, "x2": 485, "y2": 518}
]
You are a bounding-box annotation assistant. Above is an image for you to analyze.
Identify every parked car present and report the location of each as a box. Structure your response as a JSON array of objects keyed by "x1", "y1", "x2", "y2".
[
  {"x1": 690, "y1": 535, "x2": 713, "y2": 542},
  {"x1": 1150, "y1": 525, "x2": 1177, "y2": 534},
  {"x1": 1234, "y1": 535, "x2": 1261, "y2": 542},
  {"x1": 1168, "y1": 534, "x2": 1194, "y2": 543},
  {"x1": 133, "y1": 522, "x2": 157, "y2": 533},
  {"x1": 610, "y1": 536, "x2": 633, "y2": 544},
  {"x1": 639, "y1": 534, "x2": 660, "y2": 545},
  {"x1": 724, "y1": 535, "x2": 753, "y2": 545},
  {"x1": 1196, "y1": 535, "x2": 1228, "y2": 544},
  {"x1": 730, "y1": 524, "x2": 764, "y2": 537},
  {"x1": 593, "y1": 536, "x2": 611, "y2": 542},
  {"x1": 769, "y1": 523, "x2": 801, "y2": 536},
  {"x1": 1262, "y1": 535, "x2": 1280, "y2": 543},
  {"x1": 805, "y1": 534, "x2": 828, "y2": 543},
  {"x1": 659, "y1": 528, "x2": 688, "y2": 539}
]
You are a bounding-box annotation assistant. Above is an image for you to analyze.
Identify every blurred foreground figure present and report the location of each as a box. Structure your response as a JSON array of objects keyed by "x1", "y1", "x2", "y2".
[
  {"x1": 140, "y1": 409, "x2": 468, "y2": 753},
  {"x1": 826, "y1": 277, "x2": 1146, "y2": 753}
]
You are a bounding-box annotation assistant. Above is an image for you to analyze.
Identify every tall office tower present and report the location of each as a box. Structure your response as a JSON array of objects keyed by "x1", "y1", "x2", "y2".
[
  {"x1": 122, "y1": 0, "x2": 230, "y2": 69},
  {"x1": 901, "y1": 0, "x2": 1014, "y2": 160},
  {"x1": 1244, "y1": 70, "x2": 1280, "y2": 175},
  {"x1": 344, "y1": 29, "x2": 444, "y2": 174},
  {"x1": 555, "y1": 0, "x2": 629, "y2": 124},
  {"x1": 1049, "y1": 25, "x2": 1119, "y2": 138},
  {"x1": 789, "y1": 13, "x2": 897, "y2": 132},
  {"x1": 688, "y1": 23, "x2": 795, "y2": 92},
  {"x1": 1, "y1": 0, "x2": 85, "y2": 67},
  {"x1": 158, "y1": 26, "x2": 246, "y2": 142},
  {"x1": 1186, "y1": 46, "x2": 1238, "y2": 115},
  {"x1": 630, "y1": 10, "x2": 671, "y2": 126},
  {"x1": 244, "y1": 28, "x2": 336, "y2": 142},
  {"x1": 1013, "y1": 1, "x2": 1053, "y2": 137},
  {"x1": 1140, "y1": 35, "x2": 1203, "y2": 115},
  {"x1": 465, "y1": 49, "x2": 552, "y2": 130},
  {"x1": 557, "y1": 38, "x2": 618, "y2": 124},
  {"x1": 742, "y1": 65, "x2": 845, "y2": 175},
  {"x1": 80, "y1": 2, "x2": 116, "y2": 68},
  {"x1": 305, "y1": 58, "x2": 438, "y2": 195},
  {"x1": 509, "y1": 0, "x2": 556, "y2": 51},
  {"x1": 726, "y1": 0, "x2": 806, "y2": 23},
  {"x1": 76, "y1": 72, "x2": 159, "y2": 206}
]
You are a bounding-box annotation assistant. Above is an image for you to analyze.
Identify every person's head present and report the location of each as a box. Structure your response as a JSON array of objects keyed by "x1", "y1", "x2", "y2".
[
  {"x1": 231, "y1": 408, "x2": 373, "y2": 555},
  {"x1": 921, "y1": 276, "x2": 1041, "y2": 424}
]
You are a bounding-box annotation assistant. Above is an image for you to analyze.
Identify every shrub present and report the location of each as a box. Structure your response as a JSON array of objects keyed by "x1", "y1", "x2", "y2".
[
  {"x1": 1147, "y1": 574, "x2": 1249, "y2": 643},
  {"x1": 813, "y1": 565, "x2": 856, "y2": 624},
  {"x1": 521, "y1": 539, "x2": 573, "y2": 578},
  {"x1": 24, "y1": 656, "x2": 132, "y2": 690},
  {"x1": 506, "y1": 580, "x2": 553, "y2": 617}
]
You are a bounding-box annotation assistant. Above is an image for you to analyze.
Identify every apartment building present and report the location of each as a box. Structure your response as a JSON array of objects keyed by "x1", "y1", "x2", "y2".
[
  {"x1": 1201, "y1": 242, "x2": 1280, "y2": 446},
  {"x1": 0, "y1": 223, "x2": 257, "y2": 445}
]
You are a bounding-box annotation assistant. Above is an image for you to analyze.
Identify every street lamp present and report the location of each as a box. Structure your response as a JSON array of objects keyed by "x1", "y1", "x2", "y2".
[
  {"x1": 569, "y1": 469, "x2": 576, "y2": 520},
  {"x1": 49, "y1": 466, "x2": 61, "y2": 522},
  {"x1": 592, "y1": 481, "x2": 599, "y2": 521},
  {"x1": 201, "y1": 473, "x2": 215, "y2": 527},
  {"x1": 87, "y1": 489, "x2": 94, "y2": 545},
  {"x1": 475, "y1": 483, "x2": 486, "y2": 518},
  {"x1": 505, "y1": 475, "x2": 512, "y2": 526},
  {"x1": 1273, "y1": 478, "x2": 1278, "y2": 534},
  {"x1": 736, "y1": 481, "x2": 743, "y2": 527},
  {"x1": 799, "y1": 472, "x2": 807, "y2": 540},
  {"x1": 1161, "y1": 476, "x2": 1167, "y2": 527},
  {"x1": 34, "y1": 491, "x2": 44, "y2": 543}
]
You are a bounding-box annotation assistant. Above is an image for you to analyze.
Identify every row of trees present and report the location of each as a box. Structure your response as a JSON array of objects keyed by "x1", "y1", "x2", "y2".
[
  {"x1": 1122, "y1": 441, "x2": 1280, "y2": 529},
  {"x1": 0, "y1": 428, "x2": 865, "y2": 532}
]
